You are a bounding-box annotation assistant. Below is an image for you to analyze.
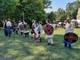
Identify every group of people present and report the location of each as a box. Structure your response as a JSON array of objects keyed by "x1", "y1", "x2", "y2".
[
  {"x1": 31, "y1": 20, "x2": 43, "y2": 42},
  {"x1": 3, "y1": 17, "x2": 74, "y2": 48},
  {"x1": 3, "y1": 18, "x2": 27, "y2": 37}
]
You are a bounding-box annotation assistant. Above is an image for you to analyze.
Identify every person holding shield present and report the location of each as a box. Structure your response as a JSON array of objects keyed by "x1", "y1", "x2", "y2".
[
  {"x1": 44, "y1": 19, "x2": 54, "y2": 46},
  {"x1": 64, "y1": 17, "x2": 74, "y2": 48}
]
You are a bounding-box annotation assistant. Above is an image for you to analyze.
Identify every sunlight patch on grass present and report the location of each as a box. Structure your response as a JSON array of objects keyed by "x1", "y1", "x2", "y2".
[
  {"x1": 7, "y1": 49, "x2": 18, "y2": 55},
  {"x1": 31, "y1": 46, "x2": 46, "y2": 54},
  {"x1": 74, "y1": 46, "x2": 80, "y2": 49},
  {"x1": 51, "y1": 53, "x2": 62, "y2": 58},
  {"x1": 0, "y1": 43, "x2": 4, "y2": 47},
  {"x1": 54, "y1": 28, "x2": 65, "y2": 35},
  {"x1": 22, "y1": 56, "x2": 35, "y2": 60},
  {"x1": 12, "y1": 39, "x2": 22, "y2": 43}
]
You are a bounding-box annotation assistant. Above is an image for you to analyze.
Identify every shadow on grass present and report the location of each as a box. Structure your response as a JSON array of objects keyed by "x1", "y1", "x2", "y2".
[
  {"x1": 0, "y1": 33, "x2": 80, "y2": 60},
  {"x1": 31, "y1": 34, "x2": 80, "y2": 60}
]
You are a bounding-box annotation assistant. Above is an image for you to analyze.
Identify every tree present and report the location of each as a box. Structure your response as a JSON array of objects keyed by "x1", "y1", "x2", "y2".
[
  {"x1": 0, "y1": 0, "x2": 51, "y2": 23},
  {"x1": 12, "y1": 0, "x2": 51, "y2": 23},
  {"x1": 0, "y1": 0, "x2": 19, "y2": 19},
  {"x1": 47, "y1": 12, "x2": 56, "y2": 23},
  {"x1": 56, "y1": 8, "x2": 66, "y2": 22},
  {"x1": 66, "y1": 0, "x2": 80, "y2": 19}
]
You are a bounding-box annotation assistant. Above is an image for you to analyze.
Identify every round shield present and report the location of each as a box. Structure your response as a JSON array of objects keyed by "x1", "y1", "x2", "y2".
[
  {"x1": 19, "y1": 24, "x2": 25, "y2": 30},
  {"x1": 64, "y1": 32, "x2": 78, "y2": 43},
  {"x1": 44, "y1": 24, "x2": 54, "y2": 35}
]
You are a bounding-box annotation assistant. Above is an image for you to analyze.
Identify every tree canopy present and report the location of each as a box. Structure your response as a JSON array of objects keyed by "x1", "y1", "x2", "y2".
[
  {"x1": 0, "y1": 0, "x2": 51, "y2": 23},
  {"x1": 0, "y1": 0, "x2": 80, "y2": 23}
]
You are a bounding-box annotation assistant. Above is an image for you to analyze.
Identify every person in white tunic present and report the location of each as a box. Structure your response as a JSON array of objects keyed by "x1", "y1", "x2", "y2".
[
  {"x1": 18, "y1": 21, "x2": 24, "y2": 35},
  {"x1": 45, "y1": 20, "x2": 54, "y2": 46},
  {"x1": 64, "y1": 18, "x2": 74, "y2": 48}
]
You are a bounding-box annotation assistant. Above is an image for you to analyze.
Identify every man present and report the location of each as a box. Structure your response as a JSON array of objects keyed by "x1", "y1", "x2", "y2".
[
  {"x1": 18, "y1": 20, "x2": 24, "y2": 35},
  {"x1": 12, "y1": 19, "x2": 18, "y2": 34},
  {"x1": 6, "y1": 18, "x2": 12, "y2": 37},
  {"x1": 45, "y1": 19, "x2": 54, "y2": 46},
  {"x1": 64, "y1": 17, "x2": 74, "y2": 48}
]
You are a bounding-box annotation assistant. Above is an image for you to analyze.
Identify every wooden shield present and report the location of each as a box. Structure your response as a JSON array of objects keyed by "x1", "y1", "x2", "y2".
[
  {"x1": 44, "y1": 24, "x2": 54, "y2": 35},
  {"x1": 64, "y1": 32, "x2": 78, "y2": 43}
]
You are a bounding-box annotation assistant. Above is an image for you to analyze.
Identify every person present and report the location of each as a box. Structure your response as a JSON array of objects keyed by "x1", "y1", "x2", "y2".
[
  {"x1": 34, "y1": 22, "x2": 38, "y2": 39},
  {"x1": 3, "y1": 20, "x2": 8, "y2": 36},
  {"x1": 18, "y1": 20, "x2": 24, "y2": 35},
  {"x1": 12, "y1": 19, "x2": 18, "y2": 34},
  {"x1": 31, "y1": 20, "x2": 36, "y2": 38},
  {"x1": 37, "y1": 21, "x2": 43, "y2": 42},
  {"x1": 33, "y1": 22, "x2": 43, "y2": 44},
  {"x1": 64, "y1": 17, "x2": 74, "y2": 48},
  {"x1": 45, "y1": 19, "x2": 54, "y2": 46},
  {"x1": 6, "y1": 18, "x2": 12, "y2": 37}
]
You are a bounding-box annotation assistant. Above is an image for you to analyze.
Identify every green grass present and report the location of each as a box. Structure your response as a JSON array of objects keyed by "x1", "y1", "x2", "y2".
[{"x1": 0, "y1": 28, "x2": 80, "y2": 60}]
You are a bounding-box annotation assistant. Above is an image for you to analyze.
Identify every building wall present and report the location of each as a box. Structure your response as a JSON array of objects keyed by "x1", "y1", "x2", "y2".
[{"x1": 77, "y1": 8, "x2": 80, "y2": 20}]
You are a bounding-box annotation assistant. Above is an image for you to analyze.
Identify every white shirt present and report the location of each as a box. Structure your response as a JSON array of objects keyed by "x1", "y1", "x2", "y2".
[
  {"x1": 18, "y1": 22, "x2": 23, "y2": 28},
  {"x1": 18, "y1": 22, "x2": 24, "y2": 32},
  {"x1": 34, "y1": 26, "x2": 38, "y2": 38},
  {"x1": 32, "y1": 22, "x2": 36, "y2": 28},
  {"x1": 6, "y1": 21, "x2": 11, "y2": 26},
  {"x1": 65, "y1": 22, "x2": 74, "y2": 34}
]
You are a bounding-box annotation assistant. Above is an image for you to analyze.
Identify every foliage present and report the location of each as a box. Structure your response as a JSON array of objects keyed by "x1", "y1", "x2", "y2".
[
  {"x1": 55, "y1": 8, "x2": 66, "y2": 22},
  {"x1": 0, "y1": 0, "x2": 51, "y2": 23},
  {"x1": 0, "y1": 0, "x2": 19, "y2": 19},
  {"x1": 47, "y1": 12, "x2": 56, "y2": 23},
  {"x1": 66, "y1": 0, "x2": 80, "y2": 19}
]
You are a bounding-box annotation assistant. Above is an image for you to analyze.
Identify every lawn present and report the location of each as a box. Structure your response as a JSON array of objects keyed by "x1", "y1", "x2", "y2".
[{"x1": 0, "y1": 28, "x2": 80, "y2": 60}]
